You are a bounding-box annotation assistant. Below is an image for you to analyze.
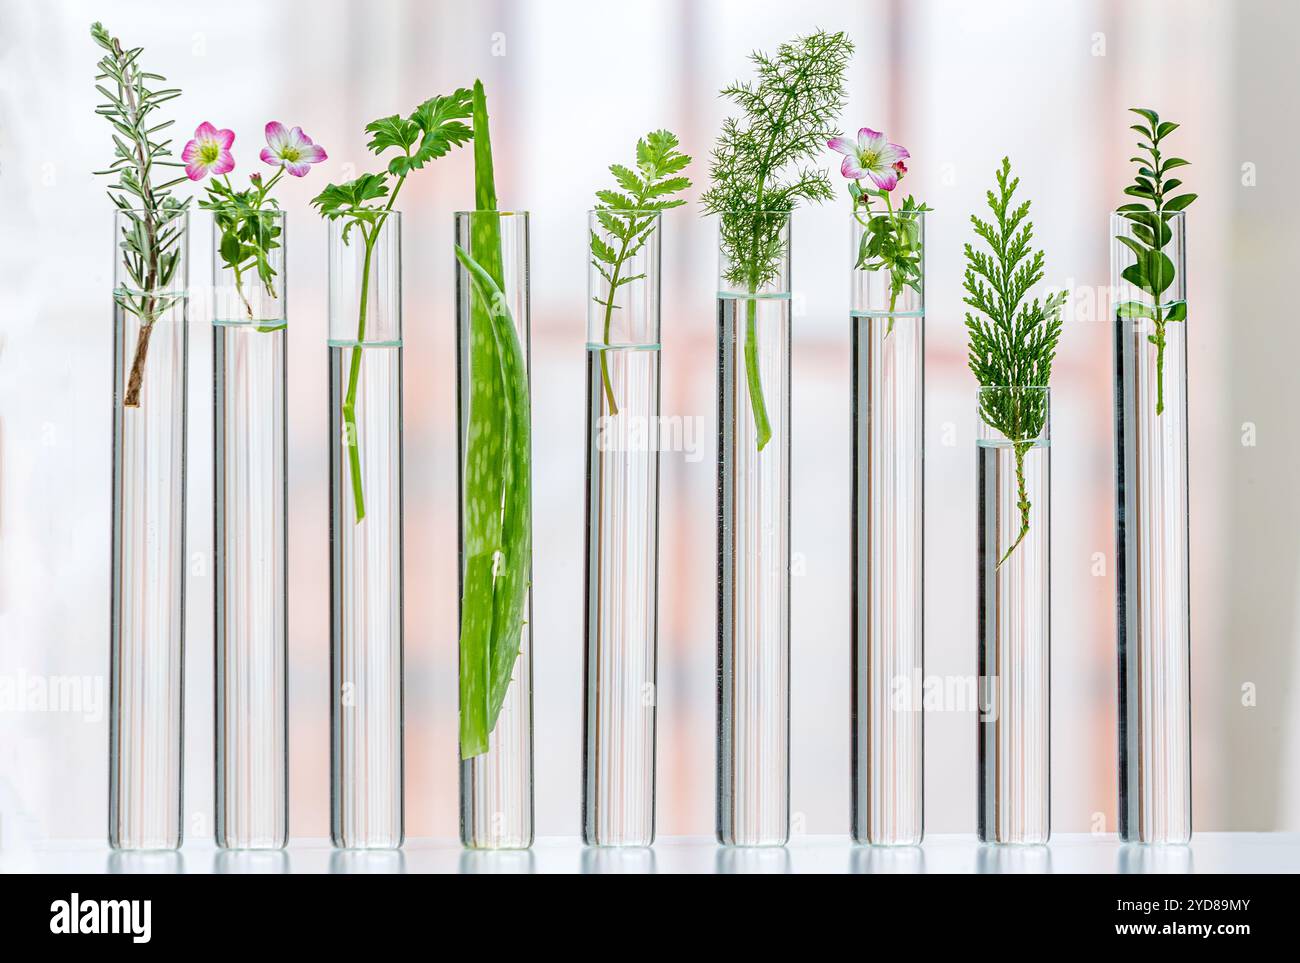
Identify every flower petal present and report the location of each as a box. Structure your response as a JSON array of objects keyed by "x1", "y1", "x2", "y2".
[
  {"x1": 181, "y1": 140, "x2": 199, "y2": 163},
  {"x1": 264, "y1": 121, "x2": 289, "y2": 151},
  {"x1": 841, "y1": 156, "x2": 867, "y2": 179},
  {"x1": 827, "y1": 136, "x2": 855, "y2": 156},
  {"x1": 185, "y1": 161, "x2": 208, "y2": 181},
  {"x1": 260, "y1": 147, "x2": 282, "y2": 168},
  {"x1": 215, "y1": 127, "x2": 235, "y2": 150},
  {"x1": 858, "y1": 127, "x2": 886, "y2": 152},
  {"x1": 285, "y1": 126, "x2": 310, "y2": 149},
  {"x1": 297, "y1": 144, "x2": 327, "y2": 165},
  {"x1": 875, "y1": 144, "x2": 905, "y2": 168},
  {"x1": 283, "y1": 160, "x2": 312, "y2": 177},
  {"x1": 210, "y1": 150, "x2": 235, "y2": 176},
  {"x1": 195, "y1": 121, "x2": 219, "y2": 142},
  {"x1": 866, "y1": 168, "x2": 899, "y2": 191}
]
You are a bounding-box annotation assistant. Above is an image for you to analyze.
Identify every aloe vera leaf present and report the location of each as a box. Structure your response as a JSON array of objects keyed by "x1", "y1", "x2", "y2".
[
  {"x1": 454, "y1": 244, "x2": 531, "y2": 734},
  {"x1": 458, "y1": 80, "x2": 515, "y2": 758},
  {"x1": 457, "y1": 256, "x2": 506, "y2": 758}
]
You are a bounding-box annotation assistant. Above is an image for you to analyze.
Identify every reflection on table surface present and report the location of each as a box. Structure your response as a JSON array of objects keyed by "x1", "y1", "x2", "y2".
[{"x1": 0, "y1": 834, "x2": 1291, "y2": 874}]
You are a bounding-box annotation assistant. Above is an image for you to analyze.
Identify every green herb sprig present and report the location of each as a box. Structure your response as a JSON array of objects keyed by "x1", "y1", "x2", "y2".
[
  {"x1": 853, "y1": 191, "x2": 931, "y2": 334},
  {"x1": 312, "y1": 89, "x2": 473, "y2": 521},
  {"x1": 964, "y1": 158, "x2": 1065, "y2": 566},
  {"x1": 201, "y1": 176, "x2": 283, "y2": 326},
  {"x1": 1115, "y1": 107, "x2": 1196, "y2": 415},
  {"x1": 701, "y1": 29, "x2": 852, "y2": 450},
  {"x1": 91, "y1": 22, "x2": 189, "y2": 408},
  {"x1": 590, "y1": 130, "x2": 692, "y2": 414}
]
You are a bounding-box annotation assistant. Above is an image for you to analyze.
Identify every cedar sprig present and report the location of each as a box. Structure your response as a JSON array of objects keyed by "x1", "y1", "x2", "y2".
[{"x1": 964, "y1": 157, "x2": 1064, "y2": 566}]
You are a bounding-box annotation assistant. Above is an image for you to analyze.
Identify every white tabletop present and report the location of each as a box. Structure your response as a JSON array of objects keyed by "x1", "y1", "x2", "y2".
[{"x1": 2, "y1": 833, "x2": 1296, "y2": 873}]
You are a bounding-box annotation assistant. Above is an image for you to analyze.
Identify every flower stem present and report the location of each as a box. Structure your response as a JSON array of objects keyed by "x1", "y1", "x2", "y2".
[{"x1": 884, "y1": 192, "x2": 901, "y2": 336}]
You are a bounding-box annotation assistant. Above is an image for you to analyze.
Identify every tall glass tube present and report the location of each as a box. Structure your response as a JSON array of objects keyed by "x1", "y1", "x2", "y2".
[
  {"x1": 109, "y1": 207, "x2": 189, "y2": 851},
  {"x1": 455, "y1": 211, "x2": 534, "y2": 849},
  {"x1": 850, "y1": 211, "x2": 925, "y2": 846},
  {"x1": 583, "y1": 210, "x2": 661, "y2": 847},
  {"x1": 213, "y1": 208, "x2": 288, "y2": 850},
  {"x1": 328, "y1": 213, "x2": 403, "y2": 849},
  {"x1": 976, "y1": 386, "x2": 1050, "y2": 845},
  {"x1": 716, "y1": 212, "x2": 791, "y2": 847},
  {"x1": 1112, "y1": 210, "x2": 1191, "y2": 844}
]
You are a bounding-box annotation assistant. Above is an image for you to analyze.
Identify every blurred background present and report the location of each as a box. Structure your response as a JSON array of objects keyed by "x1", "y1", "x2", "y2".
[{"x1": 1, "y1": 0, "x2": 1297, "y2": 844}]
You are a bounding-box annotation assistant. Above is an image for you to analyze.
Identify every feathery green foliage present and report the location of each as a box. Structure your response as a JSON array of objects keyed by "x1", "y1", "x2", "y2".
[
  {"x1": 701, "y1": 29, "x2": 852, "y2": 449},
  {"x1": 964, "y1": 158, "x2": 1064, "y2": 566},
  {"x1": 311, "y1": 88, "x2": 472, "y2": 522},
  {"x1": 1115, "y1": 107, "x2": 1195, "y2": 415},
  {"x1": 457, "y1": 81, "x2": 532, "y2": 760},
  {"x1": 590, "y1": 129, "x2": 692, "y2": 413},
  {"x1": 91, "y1": 21, "x2": 188, "y2": 408}
]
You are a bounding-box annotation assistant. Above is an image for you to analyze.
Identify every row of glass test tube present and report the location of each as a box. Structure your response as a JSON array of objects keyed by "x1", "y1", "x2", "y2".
[{"x1": 107, "y1": 208, "x2": 1191, "y2": 850}]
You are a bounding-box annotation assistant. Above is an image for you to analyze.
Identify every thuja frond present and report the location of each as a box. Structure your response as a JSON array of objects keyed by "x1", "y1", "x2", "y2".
[
  {"x1": 91, "y1": 21, "x2": 189, "y2": 407},
  {"x1": 963, "y1": 157, "x2": 1064, "y2": 565},
  {"x1": 1115, "y1": 107, "x2": 1196, "y2": 415},
  {"x1": 590, "y1": 129, "x2": 692, "y2": 413},
  {"x1": 701, "y1": 29, "x2": 852, "y2": 449}
]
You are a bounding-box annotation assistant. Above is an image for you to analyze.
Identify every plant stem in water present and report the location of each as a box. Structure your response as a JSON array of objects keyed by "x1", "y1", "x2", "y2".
[
  {"x1": 341, "y1": 230, "x2": 375, "y2": 523},
  {"x1": 997, "y1": 439, "x2": 1033, "y2": 568}
]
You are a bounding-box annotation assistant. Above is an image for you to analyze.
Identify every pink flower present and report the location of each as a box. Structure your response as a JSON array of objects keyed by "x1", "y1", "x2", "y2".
[
  {"x1": 260, "y1": 122, "x2": 327, "y2": 177},
  {"x1": 181, "y1": 122, "x2": 236, "y2": 181},
  {"x1": 827, "y1": 127, "x2": 910, "y2": 191}
]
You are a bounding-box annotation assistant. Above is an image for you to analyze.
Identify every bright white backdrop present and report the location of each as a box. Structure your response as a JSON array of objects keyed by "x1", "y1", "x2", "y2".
[{"x1": 0, "y1": 0, "x2": 1297, "y2": 843}]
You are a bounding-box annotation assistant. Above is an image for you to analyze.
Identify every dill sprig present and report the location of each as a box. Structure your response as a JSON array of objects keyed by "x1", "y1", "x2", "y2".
[
  {"x1": 1115, "y1": 107, "x2": 1196, "y2": 416},
  {"x1": 701, "y1": 29, "x2": 852, "y2": 450},
  {"x1": 91, "y1": 21, "x2": 189, "y2": 408},
  {"x1": 964, "y1": 157, "x2": 1064, "y2": 566}
]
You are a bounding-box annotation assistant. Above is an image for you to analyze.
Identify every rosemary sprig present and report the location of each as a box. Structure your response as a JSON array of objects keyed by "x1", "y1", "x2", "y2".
[
  {"x1": 701, "y1": 29, "x2": 852, "y2": 450},
  {"x1": 91, "y1": 22, "x2": 189, "y2": 408},
  {"x1": 1115, "y1": 107, "x2": 1196, "y2": 416},
  {"x1": 590, "y1": 130, "x2": 691, "y2": 414},
  {"x1": 963, "y1": 158, "x2": 1064, "y2": 566}
]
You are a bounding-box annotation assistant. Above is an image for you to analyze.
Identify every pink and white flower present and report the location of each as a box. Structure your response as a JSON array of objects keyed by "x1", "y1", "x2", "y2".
[
  {"x1": 259, "y1": 122, "x2": 327, "y2": 177},
  {"x1": 827, "y1": 128, "x2": 910, "y2": 191},
  {"x1": 181, "y1": 122, "x2": 236, "y2": 181}
]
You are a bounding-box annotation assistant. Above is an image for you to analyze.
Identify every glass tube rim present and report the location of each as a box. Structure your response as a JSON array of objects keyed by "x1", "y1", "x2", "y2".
[{"x1": 976, "y1": 385, "x2": 1051, "y2": 447}]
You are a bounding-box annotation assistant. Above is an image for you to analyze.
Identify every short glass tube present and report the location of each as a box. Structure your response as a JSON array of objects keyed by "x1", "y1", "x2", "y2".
[
  {"x1": 849, "y1": 211, "x2": 924, "y2": 846},
  {"x1": 1111, "y1": 210, "x2": 1191, "y2": 844},
  {"x1": 213, "y1": 208, "x2": 288, "y2": 850},
  {"x1": 455, "y1": 211, "x2": 534, "y2": 849},
  {"x1": 583, "y1": 210, "x2": 661, "y2": 847},
  {"x1": 109, "y1": 207, "x2": 189, "y2": 850},
  {"x1": 976, "y1": 386, "x2": 1051, "y2": 845},
  {"x1": 716, "y1": 212, "x2": 792, "y2": 846},
  {"x1": 328, "y1": 213, "x2": 404, "y2": 849}
]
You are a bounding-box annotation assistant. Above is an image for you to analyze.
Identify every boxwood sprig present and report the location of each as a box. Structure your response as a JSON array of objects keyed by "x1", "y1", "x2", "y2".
[{"x1": 1115, "y1": 107, "x2": 1196, "y2": 416}]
